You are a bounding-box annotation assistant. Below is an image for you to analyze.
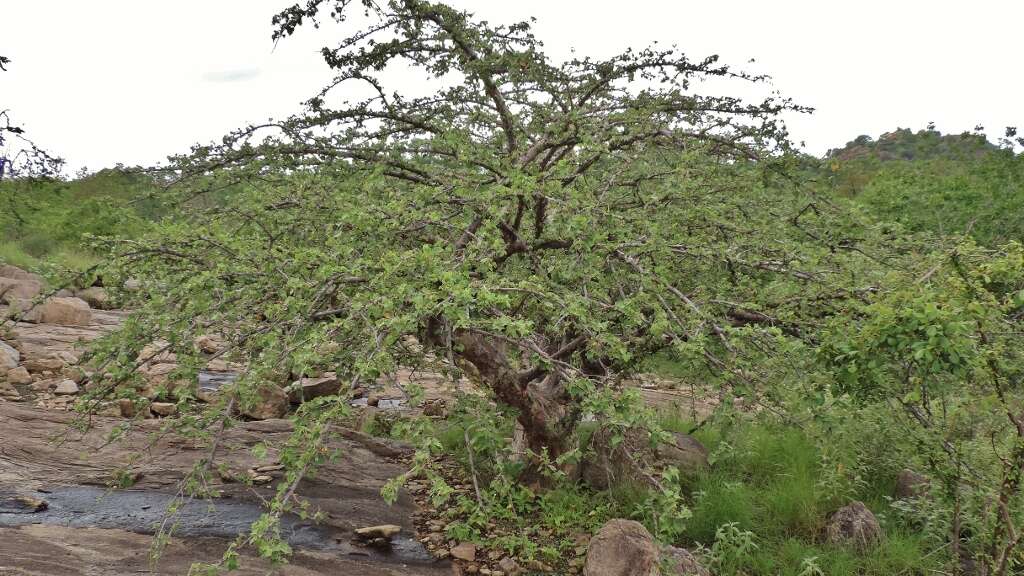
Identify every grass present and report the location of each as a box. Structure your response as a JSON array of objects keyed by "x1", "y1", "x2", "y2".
[{"x1": 651, "y1": 410, "x2": 946, "y2": 575}]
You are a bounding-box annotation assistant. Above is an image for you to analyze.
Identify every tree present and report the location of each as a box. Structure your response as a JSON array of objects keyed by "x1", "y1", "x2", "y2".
[
  {"x1": 89, "y1": 0, "x2": 865, "y2": 477},
  {"x1": 0, "y1": 55, "x2": 63, "y2": 181}
]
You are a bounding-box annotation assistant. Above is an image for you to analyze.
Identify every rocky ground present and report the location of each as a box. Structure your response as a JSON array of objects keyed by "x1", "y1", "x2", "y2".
[{"x1": 0, "y1": 264, "x2": 727, "y2": 576}]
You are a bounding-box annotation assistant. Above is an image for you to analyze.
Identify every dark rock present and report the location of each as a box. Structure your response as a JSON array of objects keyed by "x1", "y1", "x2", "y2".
[{"x1": 825, "y1": 501, "x2": 882, "y2": 549}]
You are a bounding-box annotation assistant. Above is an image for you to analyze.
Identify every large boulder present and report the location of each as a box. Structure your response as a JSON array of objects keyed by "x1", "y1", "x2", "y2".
[
  {"x1": 15, "y1": 297, "x2": 93, "y2": 326},
  {"x1": 825, "y1": 501, "x2": 882, "y2": 549},
  {"x1": 288, "y1": 372, "x2": 341, "y2": 404},
  {"x1": 0, "y1": 277, "x2": 42, "y2": 303},
  {"x1": 0, "y1": 265, "x2": 42, "y2": 283},
  {"x1": 584, "y1": 519, "x2": 659, "y2": 576},
  {"x1": 240, "y1": 383, "x2": 289, "y2": 420}
]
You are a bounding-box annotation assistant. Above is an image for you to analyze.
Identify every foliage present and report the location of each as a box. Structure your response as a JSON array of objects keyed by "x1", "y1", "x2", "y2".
[{"x1": 823, "y1": 240, "x2": 1024, "y2": 574}]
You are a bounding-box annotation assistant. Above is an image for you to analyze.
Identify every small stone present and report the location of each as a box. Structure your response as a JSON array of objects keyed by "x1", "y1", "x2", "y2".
[
  {"x1": 53, "y1": 379, "x2": 79, "y2": 395},
  {"x1": 150, "y1": 402, "x2": 177, "y2": 416},
  {"x1": 498, "y1": 557, "x2": 520, "y2": 574},
  {"x1": 354, "y1": 524, "x2": 402, "y2": 540},
  {"x1": 118, "y1": 398, "x2": 137, "y2": 418},
  {"x1": 450, "y1": 542, "x2": 477, "y2": 562},
  {"x1": 250, "y1": 474, "x2": 273, "y2": 484},
  {"x1": 256, "y1": 464, "x2": 285, "y2": 473}
]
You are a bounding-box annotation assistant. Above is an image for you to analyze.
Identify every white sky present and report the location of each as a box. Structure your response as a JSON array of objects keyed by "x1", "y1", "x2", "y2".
[{"x1": 2, "y1": 1, "x2": 1022, "y2": 173}]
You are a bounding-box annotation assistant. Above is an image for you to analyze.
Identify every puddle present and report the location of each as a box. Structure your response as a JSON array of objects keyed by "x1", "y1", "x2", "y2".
[
  {"x1": 349, "y1": 398, "x2": 406, "y2": 410},
  {"x1": 198, "y1": 370, "x2": 239, "y2": 395},
  {"x1": 0, "y1": 486, "x2": 434, "y2": 564}
]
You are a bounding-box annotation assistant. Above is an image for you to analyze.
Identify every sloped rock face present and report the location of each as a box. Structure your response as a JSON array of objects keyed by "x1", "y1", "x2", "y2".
[
  {"x1": 584, "y1": 519, "x2": 659, "y2": 576},
  {"x1": 825, "y1": 501, "x2": 882, "y2": 549}
]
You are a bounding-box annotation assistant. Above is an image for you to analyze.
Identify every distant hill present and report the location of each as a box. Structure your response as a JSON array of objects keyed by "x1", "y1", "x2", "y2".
[
  {"x1": 823, "y1": 128, "x2": 1023, "y2": 246},
  {"x1": 827, "y1": 127, "x2": 997, "y2": 163}
]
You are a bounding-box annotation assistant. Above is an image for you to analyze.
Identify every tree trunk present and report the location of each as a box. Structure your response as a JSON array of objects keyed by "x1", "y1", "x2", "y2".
[{"x1": 451, "y1": 330, "x2": 577, "y2": 465}]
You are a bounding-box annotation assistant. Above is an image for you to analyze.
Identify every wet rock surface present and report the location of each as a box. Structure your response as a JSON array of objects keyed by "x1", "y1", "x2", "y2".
[{"x1": 0, "y1": 402, "x2": 449, "y2": 575}]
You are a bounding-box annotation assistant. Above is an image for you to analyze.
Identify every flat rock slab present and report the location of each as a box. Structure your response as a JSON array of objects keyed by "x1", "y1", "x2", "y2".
[{"x1": 0, "y1": 403, "x2": 449, "y2": 575}]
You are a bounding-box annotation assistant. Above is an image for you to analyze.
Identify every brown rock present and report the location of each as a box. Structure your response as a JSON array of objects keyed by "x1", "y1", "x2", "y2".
[
  {"x1": 825, "y1": 501, "x2": 882, "y2": 549},
  {"x1": 240, "y1": 383, "x2": 289, "y2": 420},
  {"x1": 194, "y1": 334, "x2": 222, "y2": 354},
  {"x1": 657, "y1": 432, "x2": 710, "y2": 473},
  {"x1": 53, "y1": 379, "x2": 79, "y2": 395},
  {"x1": 0, "y1": 381, "x2": 22, "y2": 401},
  {"x1": 23, "y1": 357, "x2": 65, "y2": 373},
  {"x1": 584, "y1": 519, "x2": 658, "y2": 576},
  {"x1": 288, "y1": 373, "x2": 341, "y2": 404},
  {"x1": 354, "y1": 524, "x2": 402, "y2": 540},
  {"x1": 660, "y1": 546, "x2": 709, "y2": 576},
  {"x1": 895, "y1": 469, "x2": 929, "y2": 500},
  {"x1": 6, "y1": 366, "x2": 31, "y2": 385},
  {"x1": 0, "y1": 264, "x2": 42, "y2": 283},
  {"x1": 0, "y1": 277, "x2": 42, "y2": 303},
  {"x1": 75, "y1": 287, "x2": 111, "y2": 309},
  {"x1": 497, "y1": 557, "x2": 520, "y2": 575},
  {"x1": 34, "y1": 297, "x2": 93, "y2": 326},
  {"x1": 118, "y1": 398, "x2": 137, "y2": 418},
  {"x1": 450, "y1": 542, "x2": 477, "y2": 562},
  {"x1": 150, "y1": 402, "x2": 177, "y2": 416},
  {"x1": 582, "y1": 426, "x2": 656, "y2": 491}
]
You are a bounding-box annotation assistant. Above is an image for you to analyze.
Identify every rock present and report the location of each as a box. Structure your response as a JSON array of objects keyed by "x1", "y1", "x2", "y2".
[
  {"x1": 422, "y1": 398, "x2": 448, "y2": 417},
  {"x1": 656, "y1": 432, "x2": 709, "y2": 473},
  {"x1": 660, "y1": 546, "x2": 709, "y2": 576},
  {"x1": 75, "y1": 286, "x2": 111, "y2": 309},
  {"x1": 240, "y1": 383, "x2": 289, "y2": 420},
  {"x1": 354, "y1": 524, "x2": 402, "y2": 540},
  {"x1": 0, "y1": 341, "x2": 20, "y2": 369},
  {"x1": 0, "y1": 264, "x2": 42, "y2": 283},
  {"x1": 825, "y1": 501, "x2": 882, "y2": 549},
  {"x1": 497, "y1": 557, "x2": 520, "y2": 575},
  {"x1": 53, "y1": 379, "x2": 80, "y2": 395},
  {"x1": 895, "y1": 469, "x2": 929, "y2": 499},
  {"x1": 0, "y1": 493, "x2": 48, "y2": 513},
  {"x1": 6, "y1": 366, "x2": 31, "y2": 385},
  {"x1": 584, "y1": 519, "x2": 658, "y2": 576},
  {"x1": 118, "y1": 398, "x2": 138, "y2": 418},
  {"x1": 582, "y1": 426, "x2": 656, "y2": 491},
  {"x1": 194, "y1": 334, "x2": 222, "y2": 354},
  {"x1": 150, "y1": 402, "x2": 177, "y2": 416},
  {"x1": 33, "y1": 297, "x2": 93, "y2": 326},
  {"x1": 0, "y1": 381, "x2": 22, "y2": 401},
  {"x1": 0, "y1": 277, "x2": 42, "y2": 303},
  {"x1": 450, "y1": 542, "x2": 477, "y2": 562},
  {"x1": 23, "y1": 356, "x2": 65, "y2": 373},
  {"x1": 367, "y1": 392, "x2": 384, "y2": 407},
  {"x1": 288, "y1": 372, "x2": 341, "y2": 404}
]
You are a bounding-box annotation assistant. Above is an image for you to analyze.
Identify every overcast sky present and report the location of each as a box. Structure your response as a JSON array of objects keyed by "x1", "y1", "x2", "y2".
[{"x1": 2, "y1": 1, "x2": 1021, "y2": 173}]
